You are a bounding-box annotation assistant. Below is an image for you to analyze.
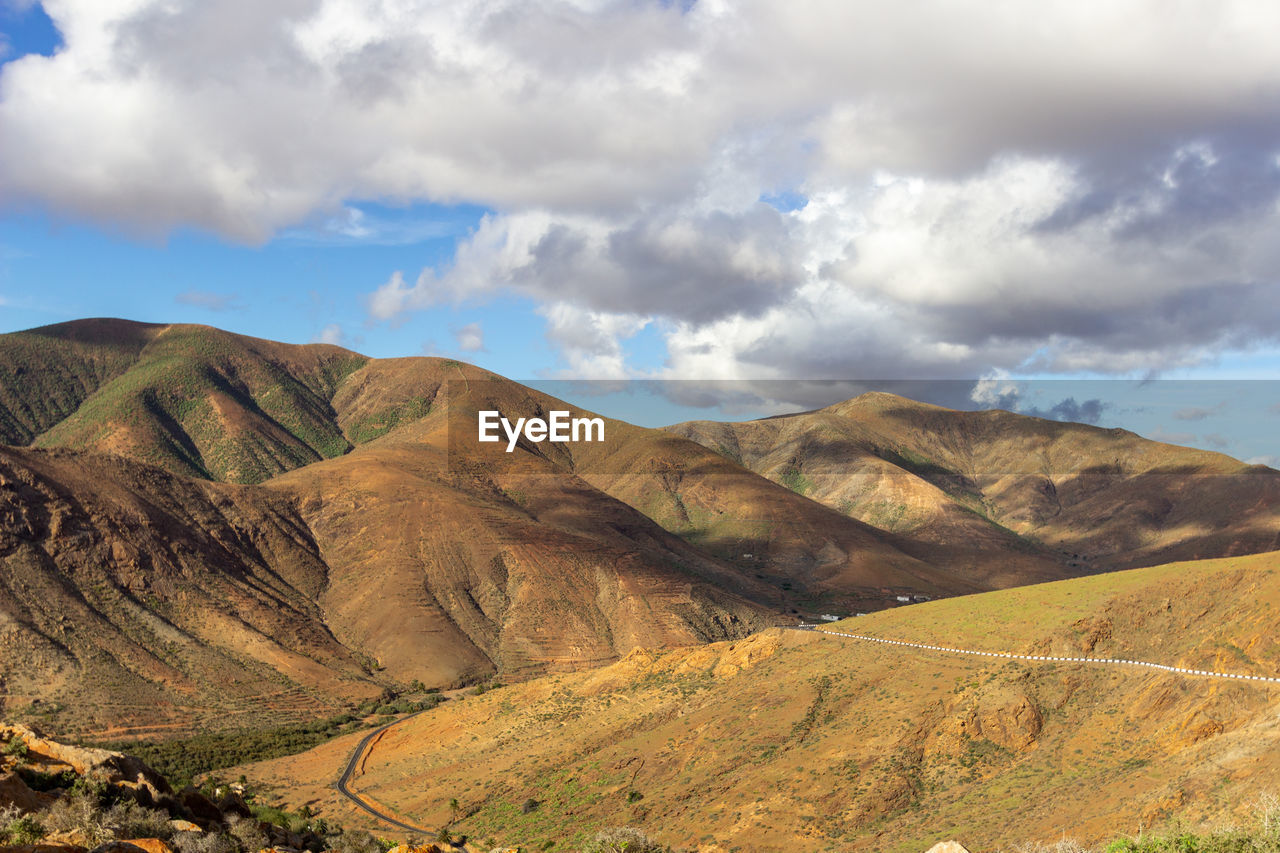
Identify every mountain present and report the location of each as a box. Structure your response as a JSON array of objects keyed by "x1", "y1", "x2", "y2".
[
  {"x1": 236, "y1": 549, "x2": 1280, "y2": 852},
  {"x1": 5, "y1": 318, "x2": 1279, "y2": 741},
  {"x1": 0, "y1": 319, "x2": 366, "y2": 483},
  {"x1": 0, "y1": 321, "x2": 788, "y2": 734},
  {"x1": 668, "y1": 391, "x2": 1280, "y2": 577},
  {"x1": 0, "y1": 443, "x2": 382, "y2": 740}
]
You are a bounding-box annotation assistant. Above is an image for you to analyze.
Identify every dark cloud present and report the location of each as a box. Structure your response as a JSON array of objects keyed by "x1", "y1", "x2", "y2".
[{"x1": 1021, "y1": 397, "x2": 1110, "y2": 425}]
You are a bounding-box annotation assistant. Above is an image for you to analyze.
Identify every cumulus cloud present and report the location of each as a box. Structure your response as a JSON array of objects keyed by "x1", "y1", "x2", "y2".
[
  {"x1": 453, "y1": 321, "x2": 484, "y2": 352},
  {"x1": 5, "y1": 1, "x2": 1280, "y2": 384},
  {"x1": 311, "y1": 323, "x2": 344, "y2": 345}
]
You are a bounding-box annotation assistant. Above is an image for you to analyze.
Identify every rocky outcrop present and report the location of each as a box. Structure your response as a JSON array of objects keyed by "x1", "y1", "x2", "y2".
[
  {"x1": 0, "y1": 770, "x2": 56, "y2": 812},
  {"x1": 0, "y1": 725, "x2": 170, "y2": 807}
]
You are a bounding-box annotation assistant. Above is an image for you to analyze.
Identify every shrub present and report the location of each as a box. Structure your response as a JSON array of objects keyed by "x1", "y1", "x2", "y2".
[
  {"x1": 171, "y1": 831, "x2": 239, "y2": 853},
  {"x1": 2, "y1": 737, "x2": 29, "y2": 760},
  {"x1": 580, "y1": 827, "x2": 671, "y2": 853},
  {"x1": 3, "y1": 813, "x2": 47, "y2": 845},
  {"x1": 227, "y1": 814, "x2": 268, "y2": 852},
  {"x1": 326, "y1": 830, "x2": 387, "y2": 853}
]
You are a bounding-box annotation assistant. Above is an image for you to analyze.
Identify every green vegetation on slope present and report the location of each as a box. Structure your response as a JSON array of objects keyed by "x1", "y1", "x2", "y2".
[
  {"x1": 0, "y1": 319, "x2": 156, "y2": 445},
  {"x1": 94, "y1": 697, "x2": 443, "y2": 790},
  {"x1": 22, "y1": 323, "x2": 368, "y2": 483}
]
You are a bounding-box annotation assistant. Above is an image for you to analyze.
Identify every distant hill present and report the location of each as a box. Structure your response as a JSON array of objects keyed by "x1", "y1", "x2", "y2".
[
  {"x1": 667, "y1": 391, "x2": 1280, "y2": 574},
  {"x1": 0, "y1": 319, "x2": 366, "y2": 483},
  {"x1": 237, "y1": 550, "x2": 1280, "y2": 851},
  {"x1": 4, "y1": 319, "x2": 1280, "y2": 739}
]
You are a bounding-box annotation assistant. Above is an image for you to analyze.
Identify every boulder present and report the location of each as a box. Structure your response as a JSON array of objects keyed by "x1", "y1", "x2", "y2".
[
  {"x1": 213, "y1": 790, "x2": 252, "y2": 819},
  {"x1": 177, "y1": 789, "x2": 223, "y2": 826},
  {"x1": 166, "y1": 820, "x2": 202, "y2": 833},
  {"x1": 924, "y1": 843, "x2": 971, "y2": 853},
  {"x1": 0, "y1": 771, "x2": 56, "y2": 812}
]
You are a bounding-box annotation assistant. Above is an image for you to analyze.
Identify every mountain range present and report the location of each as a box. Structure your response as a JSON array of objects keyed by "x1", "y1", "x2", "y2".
[{"x1": 3, "y1": 318, "x2": 1278, "y2": 742}]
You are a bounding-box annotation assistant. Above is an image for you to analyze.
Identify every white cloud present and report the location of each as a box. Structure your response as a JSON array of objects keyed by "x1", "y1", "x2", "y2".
[
  {"x1": 312, "y1": 323, "x2": 344, "y2": 345},
  {"x1": 453, "y1": 321, "x2": 484, "y2": 352},
  {"x1": 5, "y1": 1, "x2": 1280, "y2": 383}
]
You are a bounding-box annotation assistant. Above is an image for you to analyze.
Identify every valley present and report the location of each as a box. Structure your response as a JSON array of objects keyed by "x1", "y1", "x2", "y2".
[{"x1": 3, "y1": 319, "x2": 1280, "y2": 851}]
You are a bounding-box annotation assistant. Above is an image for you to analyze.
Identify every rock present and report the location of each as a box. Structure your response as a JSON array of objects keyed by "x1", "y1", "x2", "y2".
[
  {"x1": 0, "y1": 724, "x2": 171, "y2": 805},
  {"x1": 177, "y1": 789, "x2": 223, "y2": 825},
  {"x1": 89, "y1": 841, "x2": 176, "y2": 853},
  {"x1": 166, "y1": 820, "x2": 203, "y2": 833},
  {"x1": 924, "y1": 843, "x2": 971, "y2": 853},
  {"x1": 213, "y1": 790, "x2": 252, "y2": 819},
  {"x1": 0, "y1": 770, "x2": 57, "y2": 812},
  {"x1": 45, "y1": 830, "x2": 91, "y2": 848},
  {"x1": 385, "y1": 845, "x2": 446, "y2": 853}
]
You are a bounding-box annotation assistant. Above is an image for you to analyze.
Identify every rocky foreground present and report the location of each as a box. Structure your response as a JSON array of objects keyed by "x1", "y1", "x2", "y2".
[{"x1": 0, "y1": 723, "x2": 476, "y2": 853}]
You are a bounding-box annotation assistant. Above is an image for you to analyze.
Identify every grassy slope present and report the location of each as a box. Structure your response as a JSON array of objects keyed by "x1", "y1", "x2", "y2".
[
  {"x1": 0, "y1": 319, "x2": 160, "y2": 446},
  {"x1": 239, "y1": 550, "x2": 1280, "y2": 852},
  {"x1": 32, "y1": 324, "x2": 368, "y2": 483}
]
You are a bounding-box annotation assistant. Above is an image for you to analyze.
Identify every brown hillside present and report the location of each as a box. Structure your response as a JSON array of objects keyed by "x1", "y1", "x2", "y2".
[
  {"x1": 668, "y1": 391, "x2": 1280, "y2": 575},
  {"x1": 6, "y1": 321, "x2": 369, "y2": 483},
  {"x1": 240, "y1": 550, "x2": 1280, "y2": 853},
  {"x1": 0, "y1": 445, "x2": 381, "y2": 739}
]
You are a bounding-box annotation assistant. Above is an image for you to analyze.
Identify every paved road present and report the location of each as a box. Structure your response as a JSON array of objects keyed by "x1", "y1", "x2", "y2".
[
  {"x1": 799, "y1": 624, "x2": 1280, "y2": 683},
  {"x1": 335, "y1": 713, "x2": 434, "y2": 836}
]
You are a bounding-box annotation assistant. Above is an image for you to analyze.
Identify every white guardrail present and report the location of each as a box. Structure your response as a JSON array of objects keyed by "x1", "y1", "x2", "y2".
[{"x1": 804, "y1": 627, "x2": 1280, "y2": 684}]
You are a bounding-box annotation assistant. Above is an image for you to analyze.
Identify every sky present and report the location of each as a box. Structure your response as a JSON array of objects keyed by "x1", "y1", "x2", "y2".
[{"x1": 1, "y1": 0, "x2": 1279, "y2": 462}]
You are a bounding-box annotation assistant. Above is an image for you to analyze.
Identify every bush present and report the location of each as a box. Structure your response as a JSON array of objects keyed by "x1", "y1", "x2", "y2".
[
  {"x1": 39, "y1": 783, "x2": 172, "y2": 847},
  {"x1": 326, "y1": 829, "x2": 389, "y2": 853},
  {"x1": 171, "y1": 832, "x2": 239, "y2": 853},
  {"x1": 18, "y1": 766, "x2": 80, "y2": 791},
  {"x1": 580, "y1": 827, "x2": 670, "y2": 853},
  {"x1": 3, "y1": 813, "x2": 47, "y2": 845},
  {"x1": 2, "y1": 737, "x2": 29, "y2": 760}
]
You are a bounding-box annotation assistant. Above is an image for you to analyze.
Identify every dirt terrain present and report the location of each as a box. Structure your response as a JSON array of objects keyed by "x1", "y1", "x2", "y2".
[{"x1": 239, "y1": 550, "x2": 1280, "y2": 853}]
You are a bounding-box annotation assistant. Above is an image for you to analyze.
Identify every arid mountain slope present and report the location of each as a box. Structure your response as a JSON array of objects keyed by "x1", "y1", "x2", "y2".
[
  {"x1": 0, "y1": 445, "x2": 382, "y2": 739},
  {"x1": 266, "y1": 381, "x2": 781, "y2": 686},
  {"x1": 0, "y1": 334, "x2": 786, "y2": 730},
  {"x1": 669, "y1": 391, "x2": 1280, "y2": 573},
  {"x1": 241, "y1": 550, "x2": 1280, "y2": 853}
]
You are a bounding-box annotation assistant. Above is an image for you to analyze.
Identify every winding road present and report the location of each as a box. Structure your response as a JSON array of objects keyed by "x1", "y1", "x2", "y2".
[
  {"x1": 335, "y1": 712, "x2": 434, "y2": 836},
  {"x1": 333, "y1": 625, "x2": 1278, "y2": 835},
  {"x1": 802, "y1": 625, "x2": 1280, "y2": 684}
]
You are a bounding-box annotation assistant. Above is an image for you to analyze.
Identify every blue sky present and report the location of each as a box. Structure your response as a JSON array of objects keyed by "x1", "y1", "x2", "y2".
[{"x1": 2, "y1": 1, "x2": 1280, "y2": 463}]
